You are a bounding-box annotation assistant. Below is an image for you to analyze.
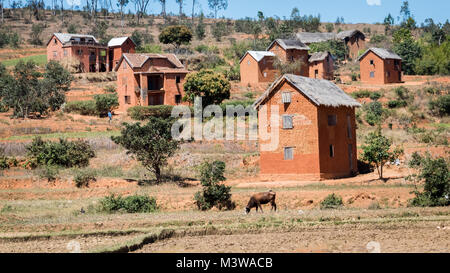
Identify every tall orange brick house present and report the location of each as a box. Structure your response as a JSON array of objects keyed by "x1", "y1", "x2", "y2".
[
  {"x1": 253, "y1": 74, "x2": 361, "y2": 180},
  {"x1": 107, "y1": 37, "x2": 136, "y2": 71},
  {"x1": 358, "y1": 48, "x2": 402, "y2": 84},
  {"x1": 267, "y1": 39, "x2": 310, "y2": 77},
  {"x1": 308, "y1": 51, "x2": 334, "y2": 80},
  {"x1": 114, "y1": 53, "x2": 189, "y2": 112},
  {"x1": 240, "y1": 51, "x2": 277, "y2": 85},
  {"x1": 47, "y1": 33, "x2": 136, "y2": 73}
]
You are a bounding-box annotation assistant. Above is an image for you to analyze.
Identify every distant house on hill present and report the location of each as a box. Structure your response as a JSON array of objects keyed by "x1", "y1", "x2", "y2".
[
  {"x1": 240, "y1": 51, "x2": 277, "y2": 85},
  {"x1": 308, "y1": 51, "x2": 334, "y2": 80},
  {"x1": 358, "y1": 48, "x2": 402, "y2": 84},
  {"x1": 114, "y1": 53, "x2": 189, "y2": 112},
  {"x1": 46, "y1": 33, "x2": 136, "y2": 73},
  {"x1": 253, "y1": 74, "x2": 361, "y2": 180},
  {"x1": 267, "y1": 39, "x2": 310, "y2": 77},
  {"x1": 296, "y1": 29, "x2": 366, "y2": 60}
]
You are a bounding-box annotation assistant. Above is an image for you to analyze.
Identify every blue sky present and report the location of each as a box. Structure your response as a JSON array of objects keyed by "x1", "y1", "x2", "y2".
[{"x1": 36, "y1": 0, "x2": 450, "y2": 24}]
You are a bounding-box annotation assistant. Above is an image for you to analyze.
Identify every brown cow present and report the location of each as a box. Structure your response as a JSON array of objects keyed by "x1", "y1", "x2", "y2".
[{"x1": 245, "y1": 190, "x2": 276, "y2": 214}]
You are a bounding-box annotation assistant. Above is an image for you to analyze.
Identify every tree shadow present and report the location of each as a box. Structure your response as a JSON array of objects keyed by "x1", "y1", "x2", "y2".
[{"x1": 124, "y1": 175, "x2": 197, "y2": 188}]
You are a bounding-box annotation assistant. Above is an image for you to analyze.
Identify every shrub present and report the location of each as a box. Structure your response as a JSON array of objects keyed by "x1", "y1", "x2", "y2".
[
  {"x1": 364, "y1": 101, "x2": 385, "y2": 126},
  {"x1": 127, "y1": 105, "x2": 175, "y2": 120},
  {"x1": 351, "y1": 90, "x2": 371, "y2": 99},
  {"x1": 74, "y1": 170, "x2": 96, "y2": 188},
  {"x1": 428, "y1": 95, "x2": 450, "y2": 117},
  {"x1": 183, "y1": 69, "x2": 231, "y2": 106},
  {"x1": 387, "y1": 100, "x2": 407, "y2": 108},
  {"x1": 136, "y1": 44, "x2": 163, "y2": 54},
  {"x1": 408, "y1": 153, "x2": 449, "y2": 207},
  {"x1": 38, "y1": 165, "x2": 59, "y2": 182},
  {"x1": 0, "y1": 156, "x2": 9, "y2": 170},
  {"x1": 94, "y1": 93, "x2": 119, "y2": 117},
  {"x1": 194, "y1": 161, "x2": 234, "y2": 211},
  {"x1": 26, "y1": 137, "x2": 95, "y2": 168},
  {"x1": 369, "y1": 92, "x2": 382, "y2": 101},
  {"x1": 98, "y1": 194, "x2": 158, "y2": 213},
  {"x1": 64, "y1": 100, "x2": 97, "y2": 115},
  {"x1": 104, "y1": 85, "x2": 116, "y2": 93},
  {"x1": 320, "y1": 193, "x2": 343, "y2": 209}
]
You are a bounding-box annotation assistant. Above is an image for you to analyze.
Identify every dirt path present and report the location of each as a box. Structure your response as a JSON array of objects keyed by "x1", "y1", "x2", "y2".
[{"x1": 135, "y1": 222, "x2": 450, "y2": 253}]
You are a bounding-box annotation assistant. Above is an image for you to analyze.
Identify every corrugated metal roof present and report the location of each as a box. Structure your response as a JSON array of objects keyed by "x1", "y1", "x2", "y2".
[
  {"x1": 253, "y1": 74, "x2": 361, "y2": 109},
  {"x1": 241, "y1": 51, "x2": 276, "y2": 63},
  {"x1": 108, "y1": 37, "x2": 130, "y2": 47},
  {"x1": 357, "y1": 48, "x2": 402, "y2": 61},
  {"x1": 115, "y1": 53, "x2": 186, "y2": 72},
  {"x1": 52, "y1": 33, "x2": 99, "y2": 44}
]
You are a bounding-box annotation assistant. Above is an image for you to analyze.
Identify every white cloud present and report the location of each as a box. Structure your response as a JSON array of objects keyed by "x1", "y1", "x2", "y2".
[
  {"x1": 366, "y1": 0, "x2": 381, "y2": 6},
  {"x1": 67, "y1": 0, "x2": 82, "y2": 6}
]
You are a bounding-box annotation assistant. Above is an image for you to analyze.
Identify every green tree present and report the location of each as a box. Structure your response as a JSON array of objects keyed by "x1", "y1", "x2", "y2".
[
  {"x1": 194, "y1": 160, "x2": 234, "y2": 210},
  {"x1": 393, "y1": 28, "x2": 422, "y2": 75},
  {"x1": 159, "y1": 25, "x2": 192, "y2": 49},
  {"x1": 111, "y1": 118, "x2": 180, "y2": 183},
  {"x1": 195, "y1": 12, "x2": 206, "y2": 40},
  {"x1": 383, "y1": 13, "x2": 394, "y2": 34},
  {"x1": 94, "y1": 93, "x2": 119, "y2": 117},
  {"x1": 183, "y1": 69, "x2": 231, "y2": 106},
  {"x1": 408, "y1": 153, "x2": 449, "y2": 207},
  {"x1": 30, "y1": 23, "x2": 45, "y2": 45},
  {"x1": 361, "y1": 129, "x2": 404, "y2": 180},
  {"x1": 415, "y1": 41, "x2": 450, "y2": 75}
]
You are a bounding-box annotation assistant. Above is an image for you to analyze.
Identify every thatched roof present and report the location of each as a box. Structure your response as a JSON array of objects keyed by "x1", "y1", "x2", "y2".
[
  {"x1": 308, "y1": 51, "x2": 332, "y2": 63},
  {"x1": 253, "y1": 74, "x2": 361, "y2": 109},
  {"x1": 240, "y1": 51, "x2": 275, "y2": 63},
  {"x1": 357, "y1": 48, "x2": 402, "y2": 61},
  {"x1": 296, "y1": 29, "x2": 365, "y2": 44},
  {"x1": 336, "y1": 29, "x2": 365, "y2": 40},
  {"x1": 267, "y1": 39, "x2": 310, "y2": 51},
  {"x1": 295, "y1": 32, "x2": 337, "y2": 44}
]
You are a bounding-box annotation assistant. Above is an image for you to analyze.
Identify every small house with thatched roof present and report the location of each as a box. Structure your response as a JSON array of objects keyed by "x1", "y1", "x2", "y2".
[
  {"x1": 253, "y1": 74, "x2": 361, "y2": 180},
  {"x1": 267, "y1": 39, "x2": 310, "y2": 77},
  {"x1": 308, "y1": 51, "x2": 334, "y2": 80},
  {"x1": 358, "y1": 48, "x2": 402, "y2": 84}
]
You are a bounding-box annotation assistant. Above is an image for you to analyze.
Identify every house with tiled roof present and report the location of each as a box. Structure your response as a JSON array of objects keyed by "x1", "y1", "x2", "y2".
[{"x1": 114, "y1": 53, "x2": 189, "y2": 112}]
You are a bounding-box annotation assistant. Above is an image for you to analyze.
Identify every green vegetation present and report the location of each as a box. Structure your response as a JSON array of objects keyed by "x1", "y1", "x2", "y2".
[
  {"x1": 408, "y1": 153, "x2": 449, "y2": 207},
  {"x1": 26, "y1": 137, "x2": 95, "y2": 168},
  {"x1": 112, "y1": 118, "x2": 180, "y2": 183},
  {"x1": 64, "y1": 100, "x2": 97, "y2": 116},
  {"x1": 428, "y1": 95, "x2": 450, "y2": 117},
  {"x1": 159, "y1": 25, "x2": 193, "y2": 49},
  {"x1": 183, "y1": 69, "x2": 231, "y2": 106},
  {"x1": 127, "y1": 105, "x2": 176, "y2": 120},
  {"x1": 73, "y1": 169, "x2": 97, "y2": 188},
  {"x1": 320, "y1": 193, "x2": 343, "y2": 209},
  {"x1": 98, "y1": 194, "x2": 158, "y2": 213},
  {"x1": 361, "y1": 129, "x2": 404, "y2": 179},
  {"x1": 309, "y1": 40, "x2": 348, "y2": 61},
  {"x1": 0, "y1": 60, "x2": 72, "y2": 118},
  {"x1": 94, "y1": 93, "x2": 119, "y2": 117},
  {"x1": 194, "y1": 160, "x2": 234, "y2": 211}
]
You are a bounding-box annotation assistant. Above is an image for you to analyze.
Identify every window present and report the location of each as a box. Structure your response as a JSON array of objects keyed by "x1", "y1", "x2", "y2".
[
  {"x1": 370, "y1": 60, "x2": 374, "y2": 65},
  {"x1": 284, "y1": 147, "x2": 293, "y2": 160},
  {"x1": 282, "y1": 115, "x2": 293, "y2": 129},
  {"x1": 175, "y1": 95, "x2": 182, "y2": 104},
  {"x1": 347, "y1": 115, "x2": 352, "y2": 139},
  {"x1": 263, "y1": 72, "x2": 267, "y2": 78},
  {"x1": 370, "y1": 71, "x2": 375, "y2": 78},
  {"x1": 328, "y1": 115, "x2": 337, "y2": 126},
  {"x1": 329, "y1": 145, "x2": 335, "y2": 157},
  {"x1": 77, "y1": 49, "x2": 83, "y2": 56},
  {"x1": 176, "y1": 76, "x2": 181, "y2": 83},
  {"x1": 63, "y1": 49, "x2": 67, "y2": 57},
  {"x1": 247, "y1": 60, "x2": 251, "y2": 65},
  {"x1": 53, "y1": 51, "x2": 57, "y2": 58},
  {"x1": 54, "y1": 39, "x2": 57, "y2": 44},
  {"x1": 124, "y1": 96, "x2": 131, "y2": 104},
  {"x1": 290, "y1": 56, "x2": 294, "y2": 62},
  {"x1": 281, "y1": 92, "x2": 291, "y2": 104},
  {"x1": 386, "y1": 71, "x2": 390, "y2": 77}
]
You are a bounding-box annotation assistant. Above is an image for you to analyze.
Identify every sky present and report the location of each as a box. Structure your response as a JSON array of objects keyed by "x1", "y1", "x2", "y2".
[{"x1": 27, "y1": 0, "x2": 450, "y2": 25}]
